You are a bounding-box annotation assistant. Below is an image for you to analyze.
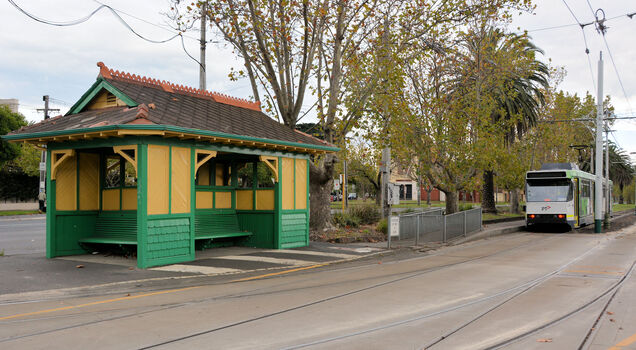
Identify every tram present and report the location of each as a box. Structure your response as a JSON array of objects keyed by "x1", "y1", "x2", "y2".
[{"x1": 525, "y1": 163, "x2": 612, "y2": 229}]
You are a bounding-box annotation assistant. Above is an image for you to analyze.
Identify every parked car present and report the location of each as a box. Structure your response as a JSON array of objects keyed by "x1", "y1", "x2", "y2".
[{"x1": 347, "y1": 193, "x2": 357, "y2": 200}]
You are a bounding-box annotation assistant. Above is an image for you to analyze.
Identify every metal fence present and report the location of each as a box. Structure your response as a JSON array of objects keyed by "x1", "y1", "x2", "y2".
[{"x1": 395, "y1": 207, "x2": 482, "y2": 246}]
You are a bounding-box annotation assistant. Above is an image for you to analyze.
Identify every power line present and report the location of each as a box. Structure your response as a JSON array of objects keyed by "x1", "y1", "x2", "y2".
[
  {"x1": 8, "y1": 0, "x2": 204, "y2": 67},
  {"x1": 561, "y1": 0, "x2": 597, "y2": 91}
]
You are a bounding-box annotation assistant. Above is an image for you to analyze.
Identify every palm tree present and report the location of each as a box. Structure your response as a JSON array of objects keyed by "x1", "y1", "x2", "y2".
[{"x1": 460, "y1": 28, "x2": 549, "y2": 213}]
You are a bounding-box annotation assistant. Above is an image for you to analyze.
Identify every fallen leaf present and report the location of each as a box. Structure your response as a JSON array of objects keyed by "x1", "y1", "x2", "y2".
[
  {"x1": 126, "y1": 293, "x2": 131, "y2": 296},
  {"x1": 607, "y1": 311, "x2": 614, "y2": 315},
  {"x1": 76, "y1": 265, "x2": 84, "y2": 268},
  {"x1": 610, "y1": 319, "x2": 616, "y2": 322},
  {"x1": 129, "y1": 267, "x2": 134, "y2": 270},
  {"x1": 536, "y1": 339, "x2": 552, "y2": 343}
]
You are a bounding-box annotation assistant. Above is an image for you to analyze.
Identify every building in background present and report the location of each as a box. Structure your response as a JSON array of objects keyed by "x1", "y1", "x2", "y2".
[{"x1": 0, "y1": 98, "x2": 19, "y2": 113}]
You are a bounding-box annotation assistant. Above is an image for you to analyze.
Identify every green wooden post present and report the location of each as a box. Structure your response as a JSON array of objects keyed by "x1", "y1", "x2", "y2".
[
  {"x1": 306, "y1": 156, "x2": 310, "y2": 246},
  {"x1": 189, "y1": 147, "x2": 196, "y2": 259},
  {"x1": 275, "y1": 157, "x2": 283, "y2": 249},
  {"x1": 136, "y1": 143, "x2": 148, "y2": 268},
  {"x1": 46, "y1": 148, "x2": 55, "y2": 258}
]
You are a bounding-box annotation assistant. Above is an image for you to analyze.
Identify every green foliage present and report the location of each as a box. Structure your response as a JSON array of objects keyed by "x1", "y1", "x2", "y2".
[
  {"x1": 2, "y1": 143, "x2": 41, "y2": 176},
  {"x1": 347, "y1": 204, "x2": 380, "y2": 225},
  {"x1": 0, "y1": 106, "x2": 28, "y2": 165},
  {"x1": 332, "y1": 212, "x2": 360, "y2": 228},
  {"x1": 376, "y1": 218, "x2": 388, "y2": 234},
  {"x1": 0, "y1": 170, "x2": 38, "y2": 201},
  {"x1": 459, "y1": 203, "x2": 474, "y2": 211}
]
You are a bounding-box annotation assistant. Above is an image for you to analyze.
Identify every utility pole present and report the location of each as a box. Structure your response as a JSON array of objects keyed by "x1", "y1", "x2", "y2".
[
  {"x1": 344, "y1": 158, "x2": 348, "y2": 209},
  {"x1": 199, "y1": 2, "x2": 207, "y2": 91},
  {"x1": 35, "y1": 95, "x2": 59, "y2": 213},
  {"x1": 604, "y1": 123, "x2": 610, "y2": 226},
  {"x1": 594, "y1": 52, "x2": 604, "y2": 233}
]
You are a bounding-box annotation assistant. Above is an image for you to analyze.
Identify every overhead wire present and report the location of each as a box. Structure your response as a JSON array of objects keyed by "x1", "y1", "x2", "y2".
[
  {"x1": 561, "y1": 0, "x2": 597, "y2": 92},
  {"x1": 7, "y1": 0, "x2": 204, "y2": 67}
]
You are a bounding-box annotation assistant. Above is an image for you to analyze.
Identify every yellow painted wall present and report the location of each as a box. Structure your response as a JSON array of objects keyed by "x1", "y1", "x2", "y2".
[
  {"x1": 147, "y1": 145, "x2": 170, "y2": 215},
  {"x1": 121, "y1": 188, "x2": 137, "y2": 210},
  {"x1": 171, "y1": 147, "x2": 191, "y2": 214},
  {"x1": 79, "y1": 153, "x2": 99, "y2": 211},
  {"x1": 197, "y1": 162, "x2": 210, "y2": 186},
  {"x1": 236, "y1": 190, "x2": 253, "y2": 210},
  {"x1": 215, "y1": 191, "x2": 232, "y2": 209},
  {"x1": 55, "y1": 155, "x2": 77, "y2": 211},
  {"x1": 281, "y1": 158, "x2": 294, "y2": 210},
  {"x1": 256, "y1": 190, "x2": 275, "y2": 210},
  {"x1": 102, "y1": 189, "x2": 120, "y2": 211},
  {"x1": 86, "y1": 90, "x2": 127, "y2": 110},
  {"x1": 295, "y1": 159, "x2": 307, "y2": 210},
  {"x1": 196, "y1": 191, "x2": 213, "y2": 209}
]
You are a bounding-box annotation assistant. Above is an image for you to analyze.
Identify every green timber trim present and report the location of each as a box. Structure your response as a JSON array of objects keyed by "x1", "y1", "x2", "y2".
[
  {"x1": 5, "y1": 124, "x2": 339, "y2": 154},
  {"x1": 190, "y1": 147, "x2": 196, "y2": 261},
  {"x1": 275, "y1": 157, "x2": 283, "y2": 249},
  {"x1": 137, "y1": 143, "x2": 148, "y2": 268},
  {"x1": 67, "y1": 78, "x2": 138, "y2": 115},
  {"x1": 46, "y1": 148, "x2": 54, "y2": 258},
  {"x1": 306, "y1": 157, "x2": 310, "y2": 246}
]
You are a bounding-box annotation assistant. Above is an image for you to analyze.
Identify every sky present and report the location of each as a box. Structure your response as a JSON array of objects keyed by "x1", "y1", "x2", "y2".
[{"x1": 1, "y1": 0, "x2": 635, "y2": 155}]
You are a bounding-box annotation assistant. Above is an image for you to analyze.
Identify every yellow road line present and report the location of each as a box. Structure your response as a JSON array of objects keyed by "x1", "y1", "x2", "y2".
[
  {"x1": 231, "y1": 263, "x2": 328, "y2": 282},
  {"x1": 609, "y1": 331, "x2": 636, "y2": 349},
  {"x1": 0, "y1": 286, "x2": 200, "y2": 321}
]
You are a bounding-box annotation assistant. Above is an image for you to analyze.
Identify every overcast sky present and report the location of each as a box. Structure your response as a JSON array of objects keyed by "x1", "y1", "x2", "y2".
[{"x1": 1, "y1": 0, "x2": 634, "y2": 154}]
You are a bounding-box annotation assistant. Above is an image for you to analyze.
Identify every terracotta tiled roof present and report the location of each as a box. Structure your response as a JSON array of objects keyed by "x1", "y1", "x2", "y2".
[{"x1": 9, "y1": 62, "x2": 335, "y2": 150}]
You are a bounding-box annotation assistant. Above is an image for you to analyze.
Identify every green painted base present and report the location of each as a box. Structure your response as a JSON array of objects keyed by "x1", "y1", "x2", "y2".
[{"x1": 594, "y1": 220, "x2": 602, "y2": 233}]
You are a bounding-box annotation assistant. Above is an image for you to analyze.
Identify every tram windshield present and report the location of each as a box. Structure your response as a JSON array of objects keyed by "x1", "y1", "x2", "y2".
[{"x1": 526, "y1": 179, "x2": 573, "y2": 202}]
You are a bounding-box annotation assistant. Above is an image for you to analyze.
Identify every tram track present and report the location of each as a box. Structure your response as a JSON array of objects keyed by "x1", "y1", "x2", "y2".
[{"x1": 1, "y1": 233, "x2": 556, "y2": 345}]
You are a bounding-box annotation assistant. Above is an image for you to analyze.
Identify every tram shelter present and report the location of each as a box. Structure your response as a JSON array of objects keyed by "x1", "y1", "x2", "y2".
[{"x1": 4, "y1": 62, "x2": 337, "y2": 268}]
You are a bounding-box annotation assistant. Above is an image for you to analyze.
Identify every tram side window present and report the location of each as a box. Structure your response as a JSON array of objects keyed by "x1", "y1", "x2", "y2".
[{"x1": 582, "y1": 180, "x2": 591, "y2": 198}]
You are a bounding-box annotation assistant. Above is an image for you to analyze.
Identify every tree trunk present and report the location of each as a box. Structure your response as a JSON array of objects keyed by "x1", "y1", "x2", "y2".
[
  {"x1": 481, "y1": 170, "x2": 497, "y2": 214},
  {"x1": 444, "y1": 190, "x2": 458, "y2": 214},
  {"x1": 510, "y1": 188, "x2": 520, "y2": 214},
  {"x1": 426, "y1": 188, "x2": 431, "y2": 205},
  {"x1": 309, "y1": 155, "x2": 336, "y2": 233},
  {"x1": 619, "y1": 184, "x2": 624, "y2": 204}
]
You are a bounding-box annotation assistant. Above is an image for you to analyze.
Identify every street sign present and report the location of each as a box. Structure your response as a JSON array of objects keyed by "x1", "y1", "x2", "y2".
[
  {"x1": 390, "y1": 216, "x2": 399, "y2": 237},
  {"x1": 334, "y1": 179, "x2": 340, "y2": 190},
  {"x1": 39, "y1": 162, "x2": 46, "y2": 171},
  {"x1": 40, "y1": 181, "x2": 45, "y2": 189}
]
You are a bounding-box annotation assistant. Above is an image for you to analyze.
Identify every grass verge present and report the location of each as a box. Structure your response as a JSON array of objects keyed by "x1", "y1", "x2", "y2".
[{"x1": 0, "y1": 210, "x2": 40, "y2": 216}]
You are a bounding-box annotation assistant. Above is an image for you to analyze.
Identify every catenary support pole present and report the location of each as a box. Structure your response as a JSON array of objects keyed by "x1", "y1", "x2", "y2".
[
  {"x1": 605, "y1": 124, "x2": 610, "y2": 226},
  {"x1": 594, "y1": 52, "x2": 604, "y2": 233},
  {"x1": 199, "y1": 2, "x2": 207, "y2": 91}
]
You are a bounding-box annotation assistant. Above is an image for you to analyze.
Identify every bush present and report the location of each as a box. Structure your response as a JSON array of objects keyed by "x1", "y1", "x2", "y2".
[
  {"x1": 376, "y1": 218, "x2": 388, "y2": 234},
  {"x1": 347, "y1": 204, "x2": 380, "y2": 225},
  {"x1": 459, "y1": 203, "x2": 474, "y2": 211},
  {"x1": 332, "y1": 212, "x2": 360, "y2": 228}
]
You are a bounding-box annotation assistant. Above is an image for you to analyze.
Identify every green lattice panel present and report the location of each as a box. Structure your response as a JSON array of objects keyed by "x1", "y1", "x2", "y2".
[
  {"x1": 280, "y1": 212, "x2": 308, "y2": 249},
  {"x1": 146, "y1": 217, "x2": 191, "y2": 260}
]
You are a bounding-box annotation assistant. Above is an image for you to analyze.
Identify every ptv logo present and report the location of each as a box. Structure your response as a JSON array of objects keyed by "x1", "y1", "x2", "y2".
[{"x1": 541, "y1": 206, "x2": 551, "y2": 211}]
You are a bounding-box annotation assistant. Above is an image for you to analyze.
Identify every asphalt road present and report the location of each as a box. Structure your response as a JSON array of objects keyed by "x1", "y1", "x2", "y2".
[
  {"x1": 0, "y1": 215, "x2": 45, "y2": 255},
  {"x1": 1, "y1": 218, "x2": 636, "y2": 349}
]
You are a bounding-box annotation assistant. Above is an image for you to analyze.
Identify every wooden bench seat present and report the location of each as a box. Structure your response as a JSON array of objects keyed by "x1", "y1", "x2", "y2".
[
  {"x1": 79, "y1": 215, "x2": 137, "y2": 245},
  {"x1": 195, "y1": 212, "x2": 251, "y2": 240}
]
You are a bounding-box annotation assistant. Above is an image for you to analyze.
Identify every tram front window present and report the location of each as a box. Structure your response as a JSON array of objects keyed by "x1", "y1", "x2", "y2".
[{"x1": 526, "y1": 179, "x2": 573, "y2": 202}]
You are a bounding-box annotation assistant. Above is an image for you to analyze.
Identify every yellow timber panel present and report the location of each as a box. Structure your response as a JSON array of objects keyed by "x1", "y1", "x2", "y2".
[
  {"x1": 256, "y1": 190, "x2": 275, "y2": 210},
  {"x1": 197, "y1": 162, "x2": 210, "y2": 186},
  {"x1": 196, "y1": 191, "x2": 213, "y2": 209},
  {"x1": 86, "y1": 90, "x2": 127, "y2": 110},
  {"x1": 236, "y1": 190, "x2": 253, "y2": 210},
  {"x1": 121, "y1": 188, "x2": 138, "y2": 210},
  {"x1": 171, "y1": 147, "x2": 191, "y2": 214},
  {"x1": 215, "y1": 192, "x2": 232, "y2": 209},
  {"x1": 215, "y1": 163, "x2": 224, "y2": 186},
  {"x1": 55, "y1": 155, "x2": 77, "y2": 211},
  {"x1": 101, "y1": 189, "x2": 120, "y2": 211},
  {"x1": 147, "y1": 145, "x2": 170, "y2": 215},
  {"x1": 79, "y1": 153, "x2": 99, "y2": 211},
  {"x1": 281, "y1": 158, "x2": 294, "y2": 210},
  {"x1": 295, "y1": 159, "x2": 307, "y2": 210}
]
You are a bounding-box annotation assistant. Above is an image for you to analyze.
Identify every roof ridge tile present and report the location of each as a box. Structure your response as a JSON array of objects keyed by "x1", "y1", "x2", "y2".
[{"x1": 96, "y1": 62, "x2": 261, "y2": 112}]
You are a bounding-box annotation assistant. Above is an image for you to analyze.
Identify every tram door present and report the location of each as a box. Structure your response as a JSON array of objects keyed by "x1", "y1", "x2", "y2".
[{"x1": 573, "y1": 178, "x2": 579, "y2": 227}]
